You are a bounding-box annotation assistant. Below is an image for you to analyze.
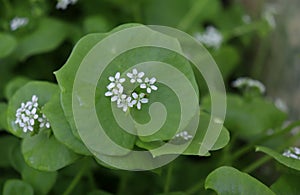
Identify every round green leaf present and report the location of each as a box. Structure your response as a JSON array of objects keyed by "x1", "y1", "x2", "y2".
[
  {"x1": 4, "y1": 77, "x2": 30, "y2": 100},
  {"x1": 22, "y1": 129, "x2": 80, "y2": 171},
  {"x1": 42, "y1": 92, "x2": 90, "y2": 155},
  {"x1": 205, "y1": 166, "x2": 276, "y2": 195},
  {"x1": 0, "y1": 33, "x2": 17, "y2": 58},
  {"x1": 3, "y1": 179, "x2": 33, "y2": 195},
  {"x1": 21, "y1": 166, "x2": 57, "y2": 195},
  {"x1": 7, "y1": 81, "x2": 58, "y2": 138},
  {"x1": 15, "y1": 17, "x2": 69, "y2": 60},
  {"x1": 256, "y1": 146, "x2": 300, "y2": 171}
]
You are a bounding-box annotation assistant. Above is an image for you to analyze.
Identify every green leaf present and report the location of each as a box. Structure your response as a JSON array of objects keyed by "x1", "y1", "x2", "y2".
[
  {"x1": 0, "y1": 102, "x2": 8, "y2": 130},
  {"x1": 22, "y1": 130, "x2": 80, "y2": 171},
  {"x1": 6, "y1": 81, "x2": 58, "y2": 138},
  {"x1": 271, "y1": 174, "x2": 300, "y2": 195},
  {"x1": 202, "y1": 94, "x2": 287, "y2": 138},
  {"x1": 15, "y1": 17, "x2": 69, "y2": 60},
  {"x1": 0, "y1": 135, "x2": 19, "y2": 168},
  {"x1": 0, "y1": 33, "x2": 17, "y2": 58},
  {"x1": 83, "y1": 15, "x2": 111, "y2": 33},
  {"x1": 205, "y1": 166, "x2": 275, "y2": 195},
  {"x1": 4, "y1": 77, "x2": 30, "y2": 100},
  {"x1": 3, "y1": 179, "x2": 33, "y2": 195},
  {"x1": 42, "y1": 92, "x2": 90, "y2": 155},
  {"x1": 212, "y1": 46, "x2": 240, "y2": 79},
  {"x1": 21, "y1": 166, "x2": 57, "y2": 195},
  {"x1": 256, "y1": 146, "x2": 300, "y2": 171}
]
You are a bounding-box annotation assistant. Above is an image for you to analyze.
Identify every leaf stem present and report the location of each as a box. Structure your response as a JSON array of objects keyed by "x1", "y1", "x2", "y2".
[
  {"x1": 177, "y1": 0, "x2": 209, "y2": 31},
  {"x1": 243, "y1": 155, "x2": 272, "y2": 173},
  {"x1": 63, "y1": 160, "x2": 87, "y2": 195},
  {"x1": 164, "y1": 163, "x2": 173, "y2": 193},
  {"x1": 231, "y1": 121, "x2": 300, "y2": 161}
]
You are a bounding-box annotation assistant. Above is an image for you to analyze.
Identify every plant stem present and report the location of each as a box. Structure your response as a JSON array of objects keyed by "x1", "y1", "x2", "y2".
[
  {"x1": 177, "y1": 0, "x2": 209, "y2": 31},
  {"x1": 186, "y1": 179, "x2": 205, "y2": 195},
  {"x1": 243, "y1": 155, "x2": 272, "y2": 173},
  {"x1": 63, "y1": 160, "x2": 87, "y2": 195},
  {"x1": 231, "y1": 121, "x2": 300, "y2": 161},
  {"x1": 164, "y1": 163, "x2": 173, "y2": 193}
]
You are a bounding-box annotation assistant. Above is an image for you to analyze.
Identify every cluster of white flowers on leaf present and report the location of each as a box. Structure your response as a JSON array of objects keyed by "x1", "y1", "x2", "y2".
[
  {"x1": 175, "y1": 131, "x2": 193, "y2": 141},
  {"x1": 105, "y1": 69, "x2": 157, "y2": 112},
  {"x1": 15, "y1": 95, "x2": 51, "y2": 133},
  {"x1": 194, "y1": 26, "x2": 223, "y2": 49},
  {"x1": 56, "y1": 0, "x2": 77, "y2": 10},
  {"x1": 10, "y1": 17, "x2": 29, "y2": 31},
  {"x1": 282, "y1": 147, "x2": 300, "y2": 160},
  {"x1": 232, "y1": 77, "x2": 266, "y2": 94}
]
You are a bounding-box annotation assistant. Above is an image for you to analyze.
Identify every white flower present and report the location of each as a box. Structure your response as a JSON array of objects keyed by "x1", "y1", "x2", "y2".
[
  {"x1": 106, "y1": 72, "x2": 125, "y2": 90},
  {"x1": 262, "y1": 3, "x2": 278, "y2": 29},
  {"x1": 282, "y1": 147, "x2": 300, "y2": 160},
  {"x1": 10, "y1": 17, "x2": 29, "y2": 31},
  {"x1": 38, "y1": 114, "x2": 51, "y2": 129},
  {"x1": 175, "y1": 131, "x2": 193, "y2": 141},
  {"x1": 242, "y1": 15, "x2": 252, "y2": 24},
  {"x1": 116, "y1": 94, "x2": 132, "y2": 112},
  {"x1": 15, "y1": 95, "x2": 51, "y2": 133},
  {"x1": 131, "y1": 92, "x2": 148, "y2": 110},
  {"x1": 105, "y1": 86, "x2": 124, "y2": 102},
  {"x1": 126, "y1": 68, "x2": 145, "y2": 83},
  {"x1": 140, "y1": 77, "x2": 158, "y2": 94},
  {"x1": 194, "y1": 26, "x2": 223, "y2": 49},
  {"x1": 232, "y1": 77, "x2": 266, "y2": 94},
  {"x1": 15, "y1": 95, "x2": 39, "y2": 133},
  {"x1": 56, "y1": 0, "x2": 77, "y2": 10}
]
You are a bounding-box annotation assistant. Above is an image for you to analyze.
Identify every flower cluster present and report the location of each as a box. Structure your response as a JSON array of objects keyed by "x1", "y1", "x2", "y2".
[
  {"x1": 56, "y1": 0, "x2": 77, "y2": 10},
  {"x1": 105, "y1": 69, "x2": 157, "y2": 112},
  {"x1": 175, "y1": 131, "x2": 193, "y2": 141},
  {"x1": 232, "y1": 77, "x2": 266, "y2": 94},
  {"x1": 282, "y1": 147, "x2": 300, "y2": 160},
  {"x1": 194, "y1": 26, "x2": 223, "y2": 49},
  {"x1": 15, "y1": 95, "x2": 51, "y2": 133},
  {"x1": 10, "y1": 17, "x2": 29, "y2": 31}
]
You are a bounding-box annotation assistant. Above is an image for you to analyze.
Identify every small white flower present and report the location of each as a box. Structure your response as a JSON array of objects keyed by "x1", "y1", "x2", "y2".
[
  {"x1": 15, "y1": 95, "x2": 40, "y2": 133},
  {"x1": 175, "y1": 131, "x2": 193, "y2": 141},
  {"x1": 107, "y1": 72, "x2": 125, "y2": 90},
  {"x1": 274, "y1": 98, "x2": 288, "y2": 112},
  {"x1": 131, "y1": 92, "x2": 148, "y2": 110},
  {"x1": 194, "y1": 26, "x2": 223, "y2": 49},
  {"x1": 38, "y1": 114, "x2": 51, "y2": 129},
  {"x1": 140, "y1": 77, "x2": 158, "y2": 94},
  {"x1": 10, "y1": 17, "x2": 29, "y2": 31},
  {"x1": 242, "y1": 15, "x2": 252, "y2": 24},
  {"x1": 262, "y1": 3, "x2": 278, "y2": 29},
  {"x1": 126, "y1": 68, "x2": 145, "y2": 83},
  {"x1": 56, "y1": 0, "x2": 77, "y2": 10},
  {"x1": 232, "y1": 77, "x2": 266, "y2": 94},
  {"x1": 282, "y1": 147, "x2": 300, "y2": 160},
  {"x1": 116, "y1": 94, "x2": 132, "y2": 112}
]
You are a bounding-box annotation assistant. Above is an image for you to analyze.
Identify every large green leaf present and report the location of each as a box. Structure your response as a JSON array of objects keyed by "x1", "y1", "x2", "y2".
[
  {"x1": 205, "y1": 166, "x2": 275, "y2": 195},
  {"x1": 15, "y1": 17, "x2": 69, "y2": 61},
  {"x1": 3, "y1": 179, "x2": 33, "y2": 195},
  {"x1": 271, "y1": 174, "x2": 300, "y2": 195},
  {"x1": 136, "y1": 112, "x2": 229, "y2": 156},
  {"x1": 256, "y1": 146, "x2": 300, "y2": 171},
  {"x1": 6, "y1": 81, "x2": 58, "y2": 138},
  {"x1": 21, "y1": 129, "x2": 80, "y2": 171},
  {"x1": 21, "y1": 165, "x2": 57, "y2": 195},
  {"x1": 42, "y1": 92, "x2": 90, "y2": 155},
  {"x1": 0, "y1": 33, "x2": 17, "y2": 58},
  {"x1": 202, "y1": 94, "x2": 287, "y2": 138}
]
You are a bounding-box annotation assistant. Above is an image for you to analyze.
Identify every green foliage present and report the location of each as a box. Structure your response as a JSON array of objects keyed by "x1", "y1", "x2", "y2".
[{"x1": 0, "y1": 0, "x2": 298, "y2": 194}]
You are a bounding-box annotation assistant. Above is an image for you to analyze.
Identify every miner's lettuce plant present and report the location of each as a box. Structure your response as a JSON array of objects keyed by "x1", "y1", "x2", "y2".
[{"x1": 1, "y1": 1, "x2": 300, "y2": 195}]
